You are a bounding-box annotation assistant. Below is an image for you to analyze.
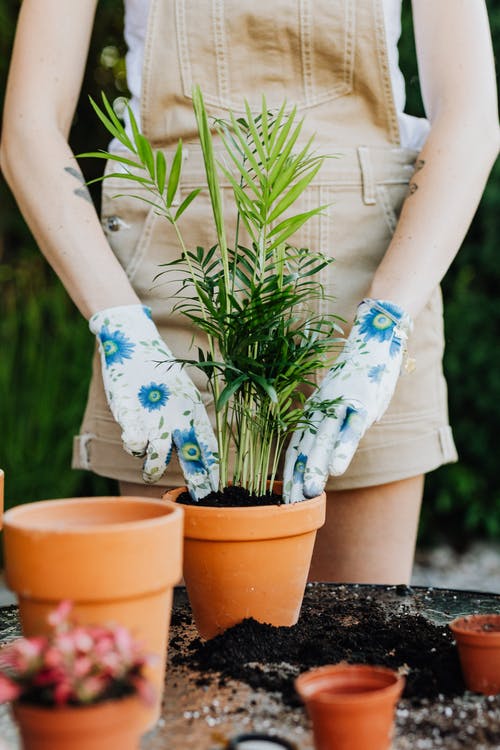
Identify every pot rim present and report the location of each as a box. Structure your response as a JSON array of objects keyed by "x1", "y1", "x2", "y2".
[
  {"x1": 164, "y1": 486, "x2": 326, "y2": 541},
  {"x1": 295, "y1": 663, "x2": 405, "y2": 705},
  {"x1": 449, "y1": 614, "x2": 500, "y2": 644},
  {"x1": 3, "y1": 496, "x2": 183, "y2": 534}
]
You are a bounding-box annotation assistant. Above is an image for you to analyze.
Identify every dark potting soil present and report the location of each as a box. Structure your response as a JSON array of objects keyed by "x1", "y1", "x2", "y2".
[
  {"x1": 172, "y1": 585, "x2": 464, "y2": 707},
  {"x1": 177, "y1": 485, "x2": 282, "y2": 507}
]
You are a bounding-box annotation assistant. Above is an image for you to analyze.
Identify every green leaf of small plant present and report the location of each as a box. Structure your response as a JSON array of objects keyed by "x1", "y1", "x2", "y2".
[
  {"x1": 156, "y1": 151, "x2": 167, "y2": 195},
  {"x1": 167, "y1": 141, "x2": 183, "y2": 207}
]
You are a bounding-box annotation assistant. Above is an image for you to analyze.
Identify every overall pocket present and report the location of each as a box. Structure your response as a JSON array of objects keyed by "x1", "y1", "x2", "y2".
[{"x1": 175, "y1": 0, "x2": 355, "y2": 111}]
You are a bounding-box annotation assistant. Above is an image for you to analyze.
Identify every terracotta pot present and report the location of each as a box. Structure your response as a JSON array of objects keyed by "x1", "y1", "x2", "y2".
[
  {"x1": 3, "y1": 496, "x2": 183, "y2": 728},
  {"x1": 164, "y1": 484, "x2": 326, "y2": 639},
  {"x1": 13, "y1": 695, "x2": 145, "y2": 750},
  {"x1": 295, "y1": 663, "x2": 405, "y2": 750},
  {"x1": 449, "y1": 614, "x2": 500, "y2": 695}
]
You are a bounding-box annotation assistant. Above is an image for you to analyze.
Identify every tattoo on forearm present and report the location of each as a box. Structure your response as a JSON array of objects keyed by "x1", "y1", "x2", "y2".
[
  {"x1": 407, "y1": 159, "x2": 425, "y2": 197},
  {"x1": 64, "y1": 166, "x2": 93, "y2": 205}
]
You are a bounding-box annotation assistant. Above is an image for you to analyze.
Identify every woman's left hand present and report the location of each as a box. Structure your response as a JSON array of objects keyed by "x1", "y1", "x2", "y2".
[{"x1": 283, "y1": 299, "x2": 412, "y2": 503}]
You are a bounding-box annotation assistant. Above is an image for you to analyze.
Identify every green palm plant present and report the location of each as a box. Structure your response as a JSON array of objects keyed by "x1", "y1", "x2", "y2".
[{"x1": 81, "y1": 87, "x2": 342, "y2": 498}]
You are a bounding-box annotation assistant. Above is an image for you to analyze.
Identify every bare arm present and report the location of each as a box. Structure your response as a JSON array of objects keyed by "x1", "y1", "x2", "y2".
[
  {"x1": 368, "y1": 0, "x2": 500, "y2": 318},
  {"x1": 0, "y1": 0, "x2": 141, "y2": 319}
]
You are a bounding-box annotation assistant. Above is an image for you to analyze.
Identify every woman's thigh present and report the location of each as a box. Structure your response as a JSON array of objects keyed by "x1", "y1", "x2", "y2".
[{"x1": 309, "y1": 475, "x2": 424, "y2": 585}]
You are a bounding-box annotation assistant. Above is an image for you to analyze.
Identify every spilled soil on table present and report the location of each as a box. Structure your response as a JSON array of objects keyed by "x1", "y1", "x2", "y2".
[{"x1": 172, "y1": 584, "x2": 464, "y2": 706}]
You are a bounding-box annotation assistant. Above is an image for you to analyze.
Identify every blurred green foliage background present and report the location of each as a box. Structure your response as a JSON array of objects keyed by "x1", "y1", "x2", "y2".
[{"x1": 0, "y1": 1, "x2": 498, "y2": 548}]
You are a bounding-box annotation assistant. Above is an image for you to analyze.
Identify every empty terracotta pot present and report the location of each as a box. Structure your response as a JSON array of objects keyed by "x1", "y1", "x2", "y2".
[
  {"x1": 295, "y1": 663, "x2": 405, "y2": 750},
  {"x1": 449, "y1": 614, "x2": 500, "y2": 695},
  {"x1": 165, "y1": 485, "x2": 326, "y2": 639},
  {"x1": 3, "y1": 496, "x2": 183, "y2": 728},
  {"x1": 13, "y1": 694, "x2": 145, "y2": 750}
]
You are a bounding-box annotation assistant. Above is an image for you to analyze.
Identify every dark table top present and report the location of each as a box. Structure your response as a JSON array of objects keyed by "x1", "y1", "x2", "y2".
[{"x1": 1, "y1": 584, "x2": 499, "y2": 749}]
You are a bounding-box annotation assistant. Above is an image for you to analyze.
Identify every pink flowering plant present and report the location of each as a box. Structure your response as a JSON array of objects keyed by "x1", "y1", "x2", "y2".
[{"x1": 0, "y1": 601, "x2": 154, "y2": 707}]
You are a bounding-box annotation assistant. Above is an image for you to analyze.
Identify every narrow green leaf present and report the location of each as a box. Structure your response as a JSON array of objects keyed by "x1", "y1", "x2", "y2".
[
  {"x1": 77, "y1": 151, "x2": 143, "y2": 170},
  {"x1": 268, "y1": 160, "x2": 323, "y2": 223},
  {"x1": 252, "y1": 375, "x2": 278, "y2": 403},
  {"x1": 269, "y1": 105, "x2": 299, "y2": 162},
  {"x1": 260, "y1": 95, "x2": 269, "y2": 149},
  {"x1": 174, "y1": 188, "x2": 201, "y2": 220},
  {"x1": 137, "y1": 134, "x2": 155, "y2": 178},
  {"x1": 156, "y1": 151, "x2": 167, "y2": 194},
  {"x1": 267, "y1": 99, "x2": 288, "y2": 153},
  {"x1": 267, "y1": 206, "x2": 329, "y2": 249},
  {"x1": 244, "y1": 100, "x2": 267, "y2": 166},
  {"x1": 88, "y1": 96, "x2": 123, "y2": 144},
  {"x1": 227, "y1": 110, "x2": 265, "y2": 182},
  {"x1": 167, "y1": 140, "x2": 183, "y2": 207},
  {"x1": 216, "y1": 374, "x2": 248, "y2": 411},
  {"x1": 216, "y1": 152, "x2": 261, "y2": 199}
]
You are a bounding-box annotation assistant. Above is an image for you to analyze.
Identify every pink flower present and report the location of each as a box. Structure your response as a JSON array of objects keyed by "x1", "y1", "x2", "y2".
[
  {"x1": 53, "y1": 680, "x2": 73, "y2": 706},
  {"x1": 47, "y1": 600, "x2": 73, "y2": 630},
  {"x1": 0, "y1": 602, "x2": 155, "y2": 708},
  {"x1": 73, "y1": 656, "x2": 93, "y2": 679},
  {"x1": 0, "y1": 674, "x2": 20, "y2": 703},
  {"x1": 43, "y1": 646, "x2": 65, "y2": 669},
  {"x1": 76, "y1": 675, "x2": 107, "y2": 704}
]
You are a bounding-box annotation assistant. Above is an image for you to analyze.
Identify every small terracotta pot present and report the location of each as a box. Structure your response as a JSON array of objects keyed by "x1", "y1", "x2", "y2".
[
  {"x1": 449, "y1": 614, "x2": 500, "y2": 695},
  {"x1": 13, "y1": 695, "x2": 145, "y2": 750},
  {"x1": 295, "y1": 664, "x2": 405, "y2": 750},
  {"x1": 164, "y1": 484, "x2": 326, "y2": 639},
  {"x1": 3, "y1": 496, "x2": 183, "y2": 728}
]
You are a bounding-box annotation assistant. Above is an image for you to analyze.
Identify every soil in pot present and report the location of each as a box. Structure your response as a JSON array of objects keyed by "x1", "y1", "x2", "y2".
[{"x1": 177, "y1": 486, "x2": 282, "y2": 508}]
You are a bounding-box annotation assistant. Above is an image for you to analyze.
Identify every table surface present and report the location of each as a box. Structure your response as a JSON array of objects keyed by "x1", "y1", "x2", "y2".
[{"x1": 1, "y1": 584, "x2": 499, "y2": 750}]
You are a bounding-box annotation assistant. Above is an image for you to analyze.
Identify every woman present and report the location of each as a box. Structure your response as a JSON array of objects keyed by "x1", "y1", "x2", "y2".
[{"x1": 1, "y1": 0, "x2": 498, "y2": 583}]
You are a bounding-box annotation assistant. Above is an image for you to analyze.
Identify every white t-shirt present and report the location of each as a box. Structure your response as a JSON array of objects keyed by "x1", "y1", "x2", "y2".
[{"x1": 122, "y1": 0, "x2": 430, "y2": 150}]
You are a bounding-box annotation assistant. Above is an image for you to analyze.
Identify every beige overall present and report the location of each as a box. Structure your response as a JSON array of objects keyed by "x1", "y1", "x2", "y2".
[{"x1": 73, "y1": 0, "x2": 458, "y2": 488}]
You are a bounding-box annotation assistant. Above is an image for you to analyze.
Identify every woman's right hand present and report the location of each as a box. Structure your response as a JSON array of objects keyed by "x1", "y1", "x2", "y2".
[{"x1": 90, "y1": 304, "x2": 219, "y2": 499}]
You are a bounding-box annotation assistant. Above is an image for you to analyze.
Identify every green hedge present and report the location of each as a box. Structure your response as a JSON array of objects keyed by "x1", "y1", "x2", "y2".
[{"x1": 0, "y1": 1, "x2": 499, "y2": 546}]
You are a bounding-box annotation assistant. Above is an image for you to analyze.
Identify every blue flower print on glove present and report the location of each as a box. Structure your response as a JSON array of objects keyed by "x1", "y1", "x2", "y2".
[
  {"x1": 138, "y1": 382, "x2": 170, "y2": 411},
  {"x1": 358, "y1": 301, "x2": 405, "y2": 357},
  {"x1": 90, "y1": 304, "x2": 219, "y2": 498},
  {"x1": 293, "y1": 453, "x2": 308, "y2": 484},
  {"x1": 283, "y1": 298, "x2": 413, "y2": 502},
  {"x1": 173, "y1": 425, "x2": 217, "y2": 477},
  {"x1": 98, "y1": 327, "x2": 135, "y2": 365}
]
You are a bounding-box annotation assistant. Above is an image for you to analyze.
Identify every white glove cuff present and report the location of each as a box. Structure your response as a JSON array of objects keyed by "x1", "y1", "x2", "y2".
[{"x1": 89, "y1": 304, "x2": 153, "y2": 335}]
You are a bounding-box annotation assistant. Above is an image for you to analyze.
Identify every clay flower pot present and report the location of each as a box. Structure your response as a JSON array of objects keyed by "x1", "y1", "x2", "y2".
[
  {"x1": 449, "y1": 614, "x2": 500, "y2": 695},
  {"x1": 2, "y1": 496, "x2": 183, "y2": 727},
  {"x1": 13, "y1": 694, "x2": 145, "y2": 750},
  {"x1": 164, "y1": 485, "x2": 326, "y2": 639},
  {"x1": 295, "y1": 663, "x2": 405, "y2": 750}
]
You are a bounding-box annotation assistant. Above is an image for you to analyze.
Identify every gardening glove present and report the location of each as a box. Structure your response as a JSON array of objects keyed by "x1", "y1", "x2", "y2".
[
  {"x1": 89, "y1": 304, "x2": 219, "y2": 499},
  {"x1": 283, "y1": 298, "x2": 413, "y2": 503}
]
